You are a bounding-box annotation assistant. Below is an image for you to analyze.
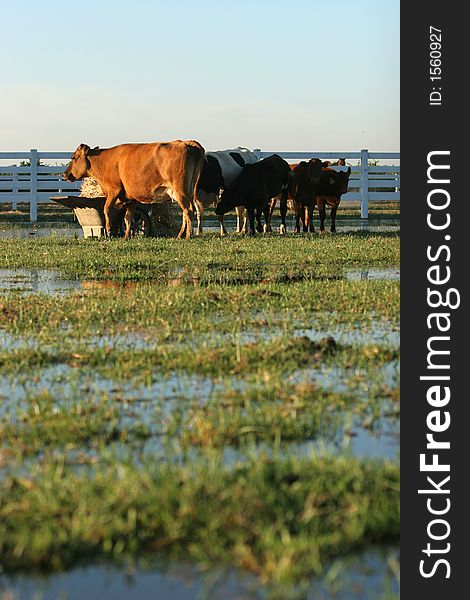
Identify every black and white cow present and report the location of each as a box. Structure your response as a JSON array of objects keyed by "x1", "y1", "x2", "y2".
[{"x1": 195, "y1": 147, "x2": 258, "y2": 235}]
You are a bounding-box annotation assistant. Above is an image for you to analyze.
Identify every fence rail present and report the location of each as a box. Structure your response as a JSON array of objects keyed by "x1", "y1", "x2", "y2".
[{"x1": 0, "y1": 149, "x2": 400, "y2": 222}]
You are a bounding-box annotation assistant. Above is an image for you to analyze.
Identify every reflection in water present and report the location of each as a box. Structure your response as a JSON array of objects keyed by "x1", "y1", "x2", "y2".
[
  {"x1": 0, "y1": 269, "x2": 81, "y2": 295},
  {"x1": 0, "y1": 265, "x2": 400, "y2": 293},
  {"x1": 0, "y1": 546, "x2": 399, "y2": 600}
]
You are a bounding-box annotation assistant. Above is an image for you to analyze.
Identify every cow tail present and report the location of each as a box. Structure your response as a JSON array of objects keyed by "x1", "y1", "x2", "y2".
[
  {"x1": 186, "y1": 142, "x2": 205, "y2": 213},
  {"x1": 192, "y1": 156, "x2": 204, "y2": 213},
  {"x1": 287, "y1": 169, "x2": 296, "y2": 199}
]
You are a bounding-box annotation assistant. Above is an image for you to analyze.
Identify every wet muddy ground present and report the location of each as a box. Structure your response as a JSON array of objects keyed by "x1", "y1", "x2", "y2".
[{"x1": 0, "y1": 230, "x2": 400, "y2": 599}]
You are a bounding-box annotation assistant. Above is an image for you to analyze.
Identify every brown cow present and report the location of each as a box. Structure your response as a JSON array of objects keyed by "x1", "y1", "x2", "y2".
[
  {"x1": 289, "y1": 159, "x2": 324, "y2": 233},
  {"x1": 290, "y1": 161, "x2": 350, "y2": 233},
  {"x1": 63, "y1": 140, "x2": 205, "y2": 239},
  {"x1": 322, "y1": 158, "x2": 346, "y2": 168}
]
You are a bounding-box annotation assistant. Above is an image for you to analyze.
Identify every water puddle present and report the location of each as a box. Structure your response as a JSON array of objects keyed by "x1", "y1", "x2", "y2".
[
  {"x1": 0, "y1": 545, "x2": 399, "y2": 600},
  {"x1": 286, "y1": 321, "x2": 398, "y2": 348},
  {"x1": 163, "y1": 265, "x2": 400, "y2": 287},
  {"x1": 0, "y1": 269, "x2": 81, "y2": 295},
  {"x1": 0, "y1": 266, "x2": 399, "y2": 295},
  {"x1": 218, "y1": 423, "x2": 399, "y2": 465},
  {"x1": 0, "y1": 227, "x2": 82, "y2": 239},
  {"x1": 291, "y1": 360, "x2": 399, "y2": 394},
  {"x1": 0, "y1": 358, "x2": 399, "y2": 466},
  {"x1": 0, "y1": 367, "x2": 219, "y2": 417},
  {"x1": 164, "y1": 265, "x2": 331, "y2": 286},
  {"x1": 344, "y1": 422, "x2": 399, "y2": 460},
  {"x1": 346, "y1": 267, "x2": 400, "y2": 281},
  {"x1": 0, "y1": 331, "x2": 37, "y2": 351},
  {"x1": 192, "y1": 217, "x2": 400, "y2": 235}
]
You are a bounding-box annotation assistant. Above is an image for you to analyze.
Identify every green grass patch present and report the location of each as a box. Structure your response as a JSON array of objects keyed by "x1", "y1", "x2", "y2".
[
  {"x1": 0, "y1": 279, "x2": 399, "y2": 346},
  {"x1": 0, "y1": 234, "x2": 399, "y2": 281},
  {"x1": 0, "y1": 454, "x2": 399, "y2": 583},
  {"x1": 0, "y1": 391, "x2": 152, "y2": 455}
]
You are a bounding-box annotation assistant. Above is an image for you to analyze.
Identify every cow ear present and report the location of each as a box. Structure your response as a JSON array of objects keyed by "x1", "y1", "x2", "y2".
[
  {"x1": 79, "y1": 143, "x2": 90, "y2": 155},
  {"x1": 92, "y1": 146, "x2": 99, "y2": 150}
]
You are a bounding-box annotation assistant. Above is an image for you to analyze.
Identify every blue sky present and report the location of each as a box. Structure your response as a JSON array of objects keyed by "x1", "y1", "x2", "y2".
[{"x1": 1, "y1": 0, "x2": 399, "y2": 152}]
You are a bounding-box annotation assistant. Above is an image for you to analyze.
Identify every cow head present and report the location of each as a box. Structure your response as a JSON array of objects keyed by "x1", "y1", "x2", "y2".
[
  {"x1": 63, "y1": 144, "x2": 92, "y2": 182},
  {"x1": 215, "y1": 165, "x2": 252, "y2": 215},
  {"x1": 306, "y1": 158, "x2": 323, "y2": 186},
  {"x1": 336, "y1": 167, "x2": 351, "y2": 195},
  {"x1": 198, "y1": 155, "x2": 224, "y2": 194},
  {"x1": 320, "y1": 167, "x2": 351, "y2": 198},
  {"x1": 215, "y1": 186, "x2": 238, "y2": 215}
]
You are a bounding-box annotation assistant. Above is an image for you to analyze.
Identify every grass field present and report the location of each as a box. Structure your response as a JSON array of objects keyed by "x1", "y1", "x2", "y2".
[{"x1": 0, "y1": 210, "x2": 400, "y2": 598}]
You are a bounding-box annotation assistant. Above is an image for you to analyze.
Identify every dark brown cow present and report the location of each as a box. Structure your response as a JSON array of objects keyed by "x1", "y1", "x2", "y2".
[
  {"x1": 315, "y1": 167, "x2": 351, "y2": 232},
  {"x1": 289, "y1": 159, "x2": 324, "y2": 233},
  {"x1": 63, "y1": 140, "x2": 205, "y2": 239},
  {"x1": 266, "y1": 159, "x2": 323, "y2": 233}
]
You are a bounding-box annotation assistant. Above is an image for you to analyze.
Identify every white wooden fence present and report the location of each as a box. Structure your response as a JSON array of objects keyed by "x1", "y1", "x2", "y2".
[
  {"x1": 0, "y1": 150, "x2": 80, "y2": 221},
  {"x1": 0, "y1": 149, "x2": 399, "y2": 222}
]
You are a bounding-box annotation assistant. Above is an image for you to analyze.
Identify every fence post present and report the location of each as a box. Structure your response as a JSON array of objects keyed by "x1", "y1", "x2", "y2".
[
  {"x1": 30, "y1": 148, "x2": 38, "y2": 222},
  {"x1": 360, "y1": 148, "x2": 369, "y2": 219},
  {"x1": 12, "y1": 172, "x2": 19, "y2": 210},
  {"x1": 254, "y1": 148, "x2": 261, "y2": 161}
]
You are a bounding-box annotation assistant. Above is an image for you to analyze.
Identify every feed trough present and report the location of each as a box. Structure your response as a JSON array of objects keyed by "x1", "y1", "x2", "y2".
[{"x1": 50, "y1": 195, "x2": 180, "y2": 238}]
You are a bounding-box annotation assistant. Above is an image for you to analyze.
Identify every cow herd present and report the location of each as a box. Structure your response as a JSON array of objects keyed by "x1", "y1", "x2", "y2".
[{"x1": 63, "y1": 140, "x2": 351, "y2": 239}]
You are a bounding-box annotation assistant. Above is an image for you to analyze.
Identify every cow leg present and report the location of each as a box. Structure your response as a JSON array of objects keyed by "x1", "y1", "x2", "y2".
[
  {"x1": 123, "y1": 201, "x2": 137, "y2": 240},
  {"x1": 176, "y1": 202, "x2": 194, "y2": 239},
  {"x1": 318, "y1": 202, "x2": 326, "y2": 233},
  {"x1": 241, "y1": 209, "x2": 247, "y2": 233},
  {"x1": 303, "y1": 206, "x2": 309, "y2": 233},
  {"x1": 182, "y1": 207, "x2": 194, "y2": 239},
  {"x1": 294, "y1": 202, "x2": 301, "y2": 234},
  {"x1": 308, "y1": 204, "x2": 315, "y2": 233},
  {"x1": 177, "y1": 214, "x2": 186, "y2": 239},
  {"x1": 103, "y1": 192, "x2": 120, "y2": 237},
  {"x1": 217, "y1": 214, "x2": 228, "y2": 236},
  {"x1": 255, "y1": 205, "x2": 264, "y2": 233},
  {"x1": 195, "y1": 199, "x2": 204, "y2": 236},
  {"x1": 331, "y1": 203, "x2": 338, "y2": 233},
  {"x1": 264, "y1": 197, "x2": 276, "y2": 233},
  {"x1": 279, "y1": 188, "x2": 288, "y2": 234},
  {"x1": 262, "y1": 203, "x2": 270, "y2": 234},
  {"x1": 236, "y1": 206, "x2": 246, "y2": 234},
  {"x1": 247, "y1": 207, "x2": 256, "y2": 235}
]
